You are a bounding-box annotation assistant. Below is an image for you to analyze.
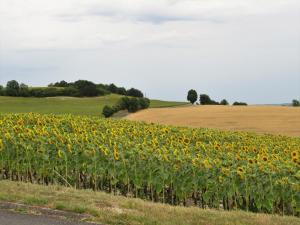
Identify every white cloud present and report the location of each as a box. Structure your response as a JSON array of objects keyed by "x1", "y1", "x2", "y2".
[
  {"x1": 0, "y1": 0, "x2": 299, "y2": 103},
  {"x1": 0, "y1": 0, "x2": 299, "y2": 50}
]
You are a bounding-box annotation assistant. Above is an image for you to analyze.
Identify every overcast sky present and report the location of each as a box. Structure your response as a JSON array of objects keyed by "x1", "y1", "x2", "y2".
[{"x1": 0, "y1": 0, "x2": 299, "y2": 103}]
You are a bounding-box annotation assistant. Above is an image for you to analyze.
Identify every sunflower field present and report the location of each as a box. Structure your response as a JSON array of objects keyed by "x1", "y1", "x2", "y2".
[{"x1": 0, "y1": 113, "x2": 299, "y2": 215}]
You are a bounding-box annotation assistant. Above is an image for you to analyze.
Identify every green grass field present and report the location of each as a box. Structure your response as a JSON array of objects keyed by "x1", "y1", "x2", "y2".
[{"x1": 0, "y1": 95, "x2": 187, "y2": 116}]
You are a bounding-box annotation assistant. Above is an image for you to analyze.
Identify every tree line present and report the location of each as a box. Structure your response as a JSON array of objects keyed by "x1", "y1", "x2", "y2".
[
  {"x1": 0, "y1": 80, "x2": 144, "y2": 98},
  {"x1": 103, "y1": 97, "x2": 150, "y2": 118},
  {"x1": 187, "y1": 89, "x2": 247, "y2": 106}
]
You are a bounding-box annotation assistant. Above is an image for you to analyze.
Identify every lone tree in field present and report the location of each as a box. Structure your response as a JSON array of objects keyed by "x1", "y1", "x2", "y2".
[
  {"x1": 292, "y1": 99, "x2": 300, "y2": 107},
  {"x1": 187, "y1": 89, "x2": 198, "y2": 104}
]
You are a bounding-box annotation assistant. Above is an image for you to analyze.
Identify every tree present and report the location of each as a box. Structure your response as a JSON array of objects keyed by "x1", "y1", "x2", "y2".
[
  {"x1": 220, "y1": 99, "x2": 229, "y2": 105},
  {"x1": 127, "y1": 88, "x2": 144, "y2": 98},
  {"x1": 73, "y1": 80, "x2": 99, "y2": 97},
  {"x1": 19, "y1": 83, "x2": 30, "y2": 97},
  {"x1": 187, "y1": 89, "x2": 198, "y2": 104},
  {"x1": 108, "y1": 83, "x2": 118, "y2": 93},
  {"x1": 6, "y1": 80, "x2": 20, "y2": 96},
  {"x1": 116, "y1": 87, "x2": 127, "y2": 95},
  {"x1": 292, "y1": 99, "x2": 300, "y2": 107},
  {"x1": 200, "y1": 94, "x2": 212, "y2": 105},
  {"x1": 52, "y1": 80, "x2": 69, "y2": 87}
]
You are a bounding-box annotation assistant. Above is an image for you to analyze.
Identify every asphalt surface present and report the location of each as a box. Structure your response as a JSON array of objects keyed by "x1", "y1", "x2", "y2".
[{"x1": 0, "y1": 210, "x2": 95, "y2": 225}]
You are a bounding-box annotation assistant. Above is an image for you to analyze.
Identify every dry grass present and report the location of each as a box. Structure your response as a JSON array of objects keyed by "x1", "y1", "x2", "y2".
[
  {"x1": 126, "y1": 105, "x2": 300, "y2": 137},
  {"x1": 0, "y1": 180, "x2": 299, "y2": 225}
]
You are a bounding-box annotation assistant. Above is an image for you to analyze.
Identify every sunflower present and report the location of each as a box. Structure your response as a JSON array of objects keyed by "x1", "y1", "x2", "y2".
[
  {"x1": 248, "y1": 159, "x2": 254, "y2": 164},
  {"x1": 291, "y1": 151, "x2": 298, "y2": 158},
  {"x1": 237, "y1": 167, "x2": 245, "y2": 179},
  {"x1": 183, "y1": 138, "x2": 190, "y2": 145},
  {"x1": 237, "y1": 167, "x2": 244, "y2": 173},
  {"x1": 292, "y1": 157, "x2": 298, "y2": 163},
  {"x1": 262, "y1": 156, "x2": 268, "y2": 162}
]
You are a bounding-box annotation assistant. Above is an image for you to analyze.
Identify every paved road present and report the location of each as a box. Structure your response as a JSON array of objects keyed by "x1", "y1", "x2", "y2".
[{"x1": 0, "y1": 210, "x2": 94, "y2": 225}]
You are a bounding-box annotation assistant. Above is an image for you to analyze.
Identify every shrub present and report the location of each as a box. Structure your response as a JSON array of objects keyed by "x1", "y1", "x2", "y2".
[
  {"x1": 220, "y1": 99, "x2": 229, "y2": 105},
  {"x1": 102, "y1": 105, "x2": 115, "y2": 118},
  {"x1": 138, "y1": 98, "x2": 150, "y2": 109},
  {"x1": 118, "y1": 97, "x2": 131, "y2": 110},
  {"x1": 233, "y1": 102, "x2": 248, "y2": 106},
  {"x1": 292, "y1": 99, "x2": 300, "y2": 107},
  {"x1": 6, "y1": 80, "x2": 19, "y2": 96},
  {"x1": 187, "y1": 89, "x2": 198, "y2": 104},
  {"x1": 127, "y1": 98, "x2": 140, "y2": 113},
  {"x1": 199, "y1": 94, "x2": 219, "y2": 105},
  {"x1": 199, "y1": 94, "x2": 211, "y2": 105}
]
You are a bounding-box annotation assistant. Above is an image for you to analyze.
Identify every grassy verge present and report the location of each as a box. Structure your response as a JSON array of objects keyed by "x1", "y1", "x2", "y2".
[
  {"x1": 0, "y1": 95, "x2": 187, "y2": 116},
  {"x1": 0, "y1": 181, "x2": 299, "y2": 225}
]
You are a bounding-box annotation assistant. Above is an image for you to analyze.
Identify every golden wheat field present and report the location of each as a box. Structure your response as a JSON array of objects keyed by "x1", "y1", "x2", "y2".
[{"x1": 126, "y1": 105, "x2": 300, "y2": 137}]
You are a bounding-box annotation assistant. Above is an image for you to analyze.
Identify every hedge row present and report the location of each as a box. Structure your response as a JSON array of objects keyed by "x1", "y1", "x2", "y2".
[
  {"x1": 1, "y1": 80, "x2": 144, "y2": 98},
  {"x1": 103, "y1": 97, "x2": 150, "y2": 118}
]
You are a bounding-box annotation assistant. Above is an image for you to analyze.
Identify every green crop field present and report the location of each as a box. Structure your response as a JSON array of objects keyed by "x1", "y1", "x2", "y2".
[
  {"x1": 1, "y1": 113, "x2": 299, "y2": 216},
  {"x1": 0, "y1": 95, "x2": 187, "y2": 116}
]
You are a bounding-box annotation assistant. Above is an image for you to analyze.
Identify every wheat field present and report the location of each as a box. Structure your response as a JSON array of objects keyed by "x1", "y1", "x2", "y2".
[{"x1": 126, "y1": 105, "x2": 300, "y2": 137}]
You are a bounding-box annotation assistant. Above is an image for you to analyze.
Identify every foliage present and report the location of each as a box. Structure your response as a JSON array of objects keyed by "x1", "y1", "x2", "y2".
[
  {"x1": 0, "y1": 113, "x2": 299, "y2": 216},
  {"x1": 73, "y1": 80, "x2": 99, "y2": 97},
  {"x1": 199, "y1": 94, "x2": 219, "y2": 105},
  {"x1": 126, "y1": 88, "x2": 144, "y2": 98},
  {"x1": 187, "y1": 89, "x2": 198, "y2": 104},
  {"x1": 0, "y1": 85, "x2": 4, "y2": 96},
  {"x1": 292, "y1": 99, "x2": 300, "y2": 107},
  {"x1": 127, "y1": 97, "x2": 140, "y2": 112},
  {"x1": 6, "y1": 80, "x2": 20, "y2": 96},
  {"x1": 2, "y1": 80, "x2": 144, "y2": 98},
  {"x1": 233, "y1": 102, "x2": 248, "y2": 106},
  {"x1": 103, "y1": 97, "x2": 150, "y2": 117},
  {"x1": 200, "y1": 94, "x2": 211, "y2": 105},
  {"x1": 220, "y1": 99, "x2": 229, "y2": 105},
  {"x1": 102, "y1": 106, "x2": 115, "y2": 118},
  {"x1": 138, "y1": 97, "x2": 150, "y2": 109},
  {"x1": 49, "y1": 80, "x2": 70, "y2": 87},
  {"x1": 19, "y1": 83, "x2": 30, "y2": 97}
]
